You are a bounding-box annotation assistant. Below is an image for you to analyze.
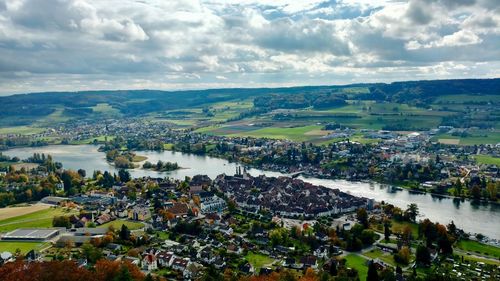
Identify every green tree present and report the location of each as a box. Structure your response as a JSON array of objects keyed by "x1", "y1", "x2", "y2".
[
  {"x1": 384, "y1": 220, "x2": 392, "y2": 242},
  {"x1": 357, "y1": 208, "x2": 369, "y2": 228},
  {"x1": 113, "y1": 265, "x2": 133, "y2": 281},
  {"x1": 120, "y1": 224, "x2": 131, "y2": 241},
  {"x1": 367, "y1": 260, "x2": 379, "y2": 281}
]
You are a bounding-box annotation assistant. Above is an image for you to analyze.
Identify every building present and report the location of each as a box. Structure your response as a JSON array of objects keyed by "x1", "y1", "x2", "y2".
[
  {"x1": 128, "y1": 206, "x2": 150, "y2": 221},
  {"x1": 1, "y1": 228, "x2": 62, "y2": 241},
  {"x1": 142, "y1": 254, "x2": 158, "y2": 271}
]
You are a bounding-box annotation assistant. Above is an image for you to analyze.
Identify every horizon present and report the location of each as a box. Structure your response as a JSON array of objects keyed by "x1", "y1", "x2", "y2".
[
  {"x1": 0, "y1": 0, "x2": 499, "y2": 95},
  {"x1": 1, "y1": 76, "x2": 498, "y2": 97}
]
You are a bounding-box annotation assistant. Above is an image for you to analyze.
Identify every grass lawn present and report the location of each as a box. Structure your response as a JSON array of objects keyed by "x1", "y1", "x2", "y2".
[
  {"x1": 132, "y1": 155, "x2": 148, "y2": 162},
  {"x1": 344, "y1": 254, "x2": 368, "y2": 281},
  {"x1": 456, "y1": 240, "x2": 500, "y2": 258},
  {"x1": 245, "y1": 252, "x2": 275, "y2": 270},
  {"x1": 0, "y1": 241, "x2": 49, "y2": 254},
  {"x1": 0, "y1": 207, "x2": 77, "y2": 233},
  {"x1": 363, "y1": 249, "x2": 396, "y2": 266},
  {"x1": 98, "y1": 220, "x2": 144, "y2": 231},
  {"x1": 391, "y1": 220, "x2": 419, "y2": 238},
  {"x1": 163, "y1": 143, "x2": 174, "y2": 150},
  {"x1": 474, "y1": 155, "x2": 500, "y2": 166}
]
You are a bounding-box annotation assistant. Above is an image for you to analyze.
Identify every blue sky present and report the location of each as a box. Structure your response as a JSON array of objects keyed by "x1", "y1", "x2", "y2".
[{"x1": 0, "y1": 0, "x2": 498, "y2": 95}]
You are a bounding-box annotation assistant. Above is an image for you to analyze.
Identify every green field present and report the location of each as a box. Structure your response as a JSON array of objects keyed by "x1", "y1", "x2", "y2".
[
  {"x1": 70, "y1": 135, "x2": 115, "y2": 145},
  {"x1": 0, "y1": 208, "x2": 77, "y2": 233},
  {"x1": 456, "y1": 240, "x2": 500, "y2": 258},
  {"x1": 474, "y1": 155, "x2": 500, "y2": 166},
  {"x1": 245, "y1": 252, "x2": 275, "y2": 270},
  {"x1": 344, "y1": 254, "x2": 368, "y2": 281},
  {"x1": 98, "y1": 219, "x2": 144, "y2": 231},
  {"x1": 0, "y1": 241, "x2": 49, "y2": 254},
  {"x1": 432, "y1": 131, "x2": 500, "y2": 145},
  {"x1": 0, "y1": 126, "x2": 45, "y2": 135}
]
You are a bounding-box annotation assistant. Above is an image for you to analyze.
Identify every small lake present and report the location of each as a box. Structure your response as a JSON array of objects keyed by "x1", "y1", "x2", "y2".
[{"x1": 4, "y1": 144, "x2": 500, "y2": 239}]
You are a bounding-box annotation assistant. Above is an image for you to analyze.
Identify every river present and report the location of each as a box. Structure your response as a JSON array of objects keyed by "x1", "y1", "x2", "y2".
[{"x1": 3, "y1": 144, "x2": 499, "y2": 239}]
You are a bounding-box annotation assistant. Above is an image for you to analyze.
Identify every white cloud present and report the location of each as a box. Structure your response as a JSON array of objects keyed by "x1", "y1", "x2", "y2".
[{"x1": 0, "y1": 0, "x2": 498, "y2": 95}]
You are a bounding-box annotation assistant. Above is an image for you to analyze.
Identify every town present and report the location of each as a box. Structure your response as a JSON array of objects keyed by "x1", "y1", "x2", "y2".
[{"x1": 0, "y1": 150, "x2": 498, "y2": 280}]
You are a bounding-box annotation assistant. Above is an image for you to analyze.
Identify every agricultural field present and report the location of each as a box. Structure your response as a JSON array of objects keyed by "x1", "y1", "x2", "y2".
[
  {"x1": 474, "y1": 155, "x2": 500, "y2": 166},
  {"x1": 432, "y1": 130, "x2": 500, "y2": 145},
  {"x1": 91, "y1": 103, "x2": 120, "y2": 115},
  {"x1": 98, "y1": 219, "x2": 144, "y2": 231},
  {"x1": 0, "y1": 204, "x2": 50, "y2": 221},
  {"x1": 0, "y1": 207, "x2": 77, "y2": 233},
  {"x1": 0, "y1": 126, "x2": 46, "y2": 135}
]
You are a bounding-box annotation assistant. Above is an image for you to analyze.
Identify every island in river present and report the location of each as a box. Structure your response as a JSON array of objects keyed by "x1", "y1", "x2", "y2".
[{"x1": 2, "y1": 144, "x2": 500, "y2": 240}]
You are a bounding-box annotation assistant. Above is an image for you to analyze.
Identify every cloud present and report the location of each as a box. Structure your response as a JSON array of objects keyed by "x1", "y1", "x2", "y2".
[{"x1": 0, "y1": 0, "x2": 498, "y2": 95}]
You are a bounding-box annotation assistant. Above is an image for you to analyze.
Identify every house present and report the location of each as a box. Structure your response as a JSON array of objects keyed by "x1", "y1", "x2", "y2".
[
  {"x1": 157, "y1": 251, "x2": 174, "y2": 267},
  {"x1": 129, "y1": 206, "x2": 150, "y2": 221},
  {"x1": 184, "y1": 262, "x2": 204, "y2": 280},
  {"x1": 300, "y1": 255, "x2": 317, "y2": 269},
  {"x1": 96, "y1": 213, "x2": 112, "y2": 225},
  {"x1": 25, "y1": 250, "x2": 41, "y2": 262},
  {"x1": 313, "y1": 246, "x2": 329, "y2": 259},
  {"x1": 167, "y1": 203, "x2": 189, "y2": 218},
  {"x1": 77, "y1": 259, "x2": 88, "y2": 268},
  {"x1": 142, "y1": 254, "x2": 158, "y2": 271},
  {"x1": 0, "y1": 252, "x2": 13, "y2": 263},
  {"x1": 122, "y1": 256, "x2": 140, "y2": 266},
  {"x1": 199, "y1": 193, "x2": 227, "y2": 213},
  {"x1": 106, "y1": 243, "x2": 122, "y2": 252},
  {"x1": 172, "y1": 257, "x2": 190, "y2": 271}
]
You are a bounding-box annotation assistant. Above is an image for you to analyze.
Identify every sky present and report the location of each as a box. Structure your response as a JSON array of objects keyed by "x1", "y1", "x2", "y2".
[{"x1": 0, "y1": 0, "x2": 499, "y2": 95}]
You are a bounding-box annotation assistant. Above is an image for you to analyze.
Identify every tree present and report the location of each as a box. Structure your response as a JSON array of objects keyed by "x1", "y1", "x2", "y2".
[
  {"x1": 52, "y1": 216, "x2": 71, "y2": 228},
  {"x1": 405, "y1": 204, "x2": 419, "y2": 222},
  {"x1": 384, "y1": 220, "x2": 392, "y2": 242},
  {"x1": 357, "y1": 208, "x2": 369, "y2": 228},
  {"x1": 416, "y1": 245, "x2": 431, "y2": 266},
  {"x1": 113, "y1": 265, "x2": 133, "y2": 281},
  {"x1": 77, "y1": 169, "x2": 86, "y2": 178},
  {"x1": 118, "y1": 169, "x2": 131, "y2": 183},
  {"x1": 394, "y1": 246, "x2": 411, "y2": 265},
  {"x1": 367, "y1": 260, "x2": 379, "y2": 281},
  {"x1": 120, "y1": 224, "x2": 131, "y2": 241}
]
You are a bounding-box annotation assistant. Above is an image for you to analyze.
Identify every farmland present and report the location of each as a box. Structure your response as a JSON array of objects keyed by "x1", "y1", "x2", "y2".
[
  {"x1": 0, "y1": 204, "x2": 50, "y2": 221},
  {"x1": 0, "y1": 207, "x2": 77, "y2": 233}
]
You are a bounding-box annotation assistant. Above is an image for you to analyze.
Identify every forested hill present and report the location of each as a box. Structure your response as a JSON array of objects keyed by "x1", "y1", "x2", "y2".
[{"x1": 0, "y1": 78, "x2": 498, "y2": 126}]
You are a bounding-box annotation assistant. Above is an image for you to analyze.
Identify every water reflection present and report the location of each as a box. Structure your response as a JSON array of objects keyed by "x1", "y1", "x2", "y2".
[{"x1": 4, "y1": 144, "x2": 500, "y2": 239}]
